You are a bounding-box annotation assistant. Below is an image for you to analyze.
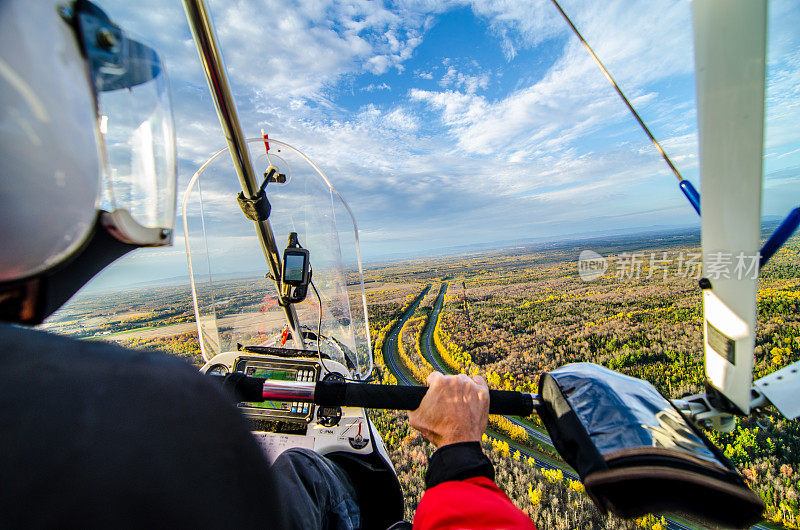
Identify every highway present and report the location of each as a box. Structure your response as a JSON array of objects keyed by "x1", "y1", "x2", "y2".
[
  {"x1": 382, "y1": 285, "x2": 430, "y2": 382},
  {"x1": 406, "y1": 281, "x2": 697, "y2": 530},
  {"x1": 380, "y1": 285, "x2": 578, "y2": 474},
  {"x1": 420, "y1": 283, "x2": 554, "y2": 448}
]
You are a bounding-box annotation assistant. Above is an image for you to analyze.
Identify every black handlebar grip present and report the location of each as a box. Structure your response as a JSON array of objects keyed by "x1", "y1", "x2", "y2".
[
  {"x1": 315, "y1": 382, "x2": 536, "y2": 417},
  {"x1": 220, "y1": 372, "x2": 266, "y2": 402}
]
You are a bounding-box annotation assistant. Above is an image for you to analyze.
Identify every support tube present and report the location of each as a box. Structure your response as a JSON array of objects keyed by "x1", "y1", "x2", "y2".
[{"x1": 181, "y1": 0, "x2": 305, "y2": 347}]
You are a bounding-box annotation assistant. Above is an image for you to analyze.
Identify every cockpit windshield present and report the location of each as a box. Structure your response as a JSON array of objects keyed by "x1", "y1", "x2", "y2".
[{"x1": 182, "y1": 138, "x2": 372, "y2": 380}]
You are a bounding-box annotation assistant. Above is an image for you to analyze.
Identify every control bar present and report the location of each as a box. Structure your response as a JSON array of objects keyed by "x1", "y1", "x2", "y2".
[{"x1": 217, "y1": 374, "x2": 540, "y2": 417}]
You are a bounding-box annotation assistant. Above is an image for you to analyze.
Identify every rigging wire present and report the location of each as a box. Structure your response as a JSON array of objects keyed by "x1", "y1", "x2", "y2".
[
  {"x1": 548, "y1": 0, "x2": 684, "y2": 183},
  {"x1": 310, "y1": 279, "x2": 368, "y2": 383}
]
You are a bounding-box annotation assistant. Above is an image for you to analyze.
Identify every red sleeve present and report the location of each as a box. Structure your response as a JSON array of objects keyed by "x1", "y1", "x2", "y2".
[{"x1": 413, "y1": 476, "x2": 536, "y2": 530}]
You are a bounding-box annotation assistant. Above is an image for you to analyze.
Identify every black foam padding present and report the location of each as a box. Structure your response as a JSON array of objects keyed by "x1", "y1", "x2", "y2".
[
  {"x1": 486, "y1": 388, "x2": 536, "y2": 416},
  {"x1": 236, "y1": 190, "x2": 271, "y2": 221},
  {"x1": 585, "y1": 466, "x2": 765, "y2": 528},
  {"x1": 537, "y1": 371, "x2": 608, "y2": 479},
  {"x1": 537, "y1": 363, "x2": 765, "y2": 528},
  {"x1": 316, "y1": 382, "x2": 536, "y2": 416},
  {"x1": 220, "y1": 372, "x2": 266, "y2": 402}
]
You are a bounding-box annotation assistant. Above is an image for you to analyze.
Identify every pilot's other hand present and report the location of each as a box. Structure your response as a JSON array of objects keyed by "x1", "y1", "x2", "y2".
[{"x1": 408, "y1": 372, "x2": 489, "y2": 448}]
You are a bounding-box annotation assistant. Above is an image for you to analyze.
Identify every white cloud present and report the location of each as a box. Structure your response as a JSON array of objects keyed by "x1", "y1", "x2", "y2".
[
  {"x1": 200, "y1": 0, "x2": 429, "y2": 102},
  {"x1": 439, "y1": 65, "x2": 490, "y2": 94},
  {"x1": 384, "y1": 108, "x2": 420, "y2": 132},
  {"x1": 95, "y1": 0, "x2": 798, "y2": 278},
  {"x1": 361, "y1": 82, "x2": 391, "y2": 92},
  {"x1": 409, "y1": 0, "x2": 699, "y2": 168}
]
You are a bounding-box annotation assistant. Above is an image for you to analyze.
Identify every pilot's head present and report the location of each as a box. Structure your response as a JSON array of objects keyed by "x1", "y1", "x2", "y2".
[{"x1": 0, "y1": 0, "x2": 176, "y2": 324}]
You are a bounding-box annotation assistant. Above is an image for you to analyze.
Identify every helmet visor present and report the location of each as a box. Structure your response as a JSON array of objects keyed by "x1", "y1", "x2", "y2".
[{"x1": 95, "y1": 39, "x2": 176, "y2": 236}]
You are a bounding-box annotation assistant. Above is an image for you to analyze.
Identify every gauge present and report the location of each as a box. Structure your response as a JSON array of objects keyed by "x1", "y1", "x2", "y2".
[
  {"x1": 207, "y1": 364, "x2": 229, "y2": 376},
  {"x1": 317, "y1": 406, "x2": 342, "y2": 427}
]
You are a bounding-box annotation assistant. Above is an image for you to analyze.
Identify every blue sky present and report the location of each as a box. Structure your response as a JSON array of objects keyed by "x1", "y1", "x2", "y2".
[{"x1": 83, "y1": 0, "x2": 800, "y2": 292}]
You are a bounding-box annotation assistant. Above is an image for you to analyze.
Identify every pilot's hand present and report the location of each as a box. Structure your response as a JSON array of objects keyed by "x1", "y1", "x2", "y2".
[{"x1": 408, "y1": 371, "x2": 489, "y2": 448}]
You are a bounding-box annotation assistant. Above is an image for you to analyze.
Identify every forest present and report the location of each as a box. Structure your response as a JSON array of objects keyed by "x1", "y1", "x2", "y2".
[
  {"x1": 365, "y1": 231, "x2": 799, "y2": 528},
  {"x1": 48, "y1": 228, "x2": 799, "y2": 528}
]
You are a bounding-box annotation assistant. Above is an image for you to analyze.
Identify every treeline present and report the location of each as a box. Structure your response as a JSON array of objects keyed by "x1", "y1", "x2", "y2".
[
  {"x1": 398, "y1": 314, "x2": 434, "y2": 384},
  {"x1": 431, "y1": 237, "x2": 800, "y2": 527},
  {"x1": 118, "y1": 332, "x2": 204, "y2": 367}
]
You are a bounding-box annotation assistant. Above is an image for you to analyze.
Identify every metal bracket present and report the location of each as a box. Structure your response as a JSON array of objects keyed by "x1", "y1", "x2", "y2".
[
  {"x1": 673, "y1": 368, "x2": 798, "y2": 432},
  {"x1": 672, "y1": 393, "x2": 737, "y2": 432},
  {"x1": 753, "y1": 360, "x2": 800, "y2": 419},
  {"x1": 263, "y1": 166, "x2": 286, "y2": 185}
]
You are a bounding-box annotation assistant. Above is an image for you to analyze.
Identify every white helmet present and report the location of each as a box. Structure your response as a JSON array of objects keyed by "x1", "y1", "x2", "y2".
[{"x1": 0, "y1": 0, "x2": 176, "y2": 323}]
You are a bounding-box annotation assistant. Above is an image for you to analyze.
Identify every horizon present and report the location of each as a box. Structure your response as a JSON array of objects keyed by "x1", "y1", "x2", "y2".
[
  {"x1": 77, "y1": 220, "x2": 713, "y2": 295},
  {"x1": 78, "y1": 0, "x2": 799, "y2": 295}
]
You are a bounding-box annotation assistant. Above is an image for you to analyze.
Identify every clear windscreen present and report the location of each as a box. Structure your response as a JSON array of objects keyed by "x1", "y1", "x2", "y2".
[{"x1": 182, "y1": 138, "x2": 372, "y2": 379}]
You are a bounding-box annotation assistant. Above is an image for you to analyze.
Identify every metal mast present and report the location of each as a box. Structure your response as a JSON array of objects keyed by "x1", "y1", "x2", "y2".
[{"x1": 182, "y1": 0, "x2": 305, "y2": 348}]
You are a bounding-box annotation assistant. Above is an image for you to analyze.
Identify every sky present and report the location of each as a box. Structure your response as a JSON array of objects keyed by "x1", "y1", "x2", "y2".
[{"x1": 83, "y1": 0, "x2": 800, "y2": 293}]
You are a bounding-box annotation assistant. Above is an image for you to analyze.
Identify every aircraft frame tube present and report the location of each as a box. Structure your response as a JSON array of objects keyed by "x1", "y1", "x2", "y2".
[
  {"x1": 262, "y1": 380, "x2": 317, "y2": 402},
  {"x1": 181, "y1": 0, "x2": 305, "y2": 348},
  {"x1": 693, "y1": 0, "x2": 767, "y2": 413}
]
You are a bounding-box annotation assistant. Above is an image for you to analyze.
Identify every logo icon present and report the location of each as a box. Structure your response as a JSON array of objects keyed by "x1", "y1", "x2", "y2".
[{"x1": 578, "y1": 250, "x2": 608, "y2": 282}]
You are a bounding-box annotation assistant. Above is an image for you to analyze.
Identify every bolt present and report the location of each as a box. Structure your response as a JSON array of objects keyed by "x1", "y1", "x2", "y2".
[
  {"x1": 57, "y1": 4, "x2": 73, "y2": 21},
  {"x1": 160, "y1": 229, "x2": 170, "y2": 240},
  {"x1": 96, "y1": 28, "x2": 119, "y2": 51}
]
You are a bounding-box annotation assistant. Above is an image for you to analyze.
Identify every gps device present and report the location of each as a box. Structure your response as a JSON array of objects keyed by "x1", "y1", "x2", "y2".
[
  {"x1": 283, "y1": 249, "x2": 309, "y2": 285},
  {"x1": 281, "y1": 233, "x2": 310, "y2": 303}
]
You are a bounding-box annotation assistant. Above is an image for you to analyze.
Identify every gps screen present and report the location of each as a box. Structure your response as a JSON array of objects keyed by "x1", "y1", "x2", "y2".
[
  {"x1": 284, "y1": 254, "x2": 305, "y2": 282},
  {"x1": 242, "y1": 367, "x2": 296, "y2": 411}
]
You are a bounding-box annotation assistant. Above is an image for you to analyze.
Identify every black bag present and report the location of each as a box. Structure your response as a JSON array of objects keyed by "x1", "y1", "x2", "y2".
[{"x1": 537, "y1": 363, "x2": 764, "y2": 528}]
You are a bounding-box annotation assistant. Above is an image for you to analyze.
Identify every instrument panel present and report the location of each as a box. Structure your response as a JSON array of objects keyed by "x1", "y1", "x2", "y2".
[
  {"x1": 232, "y1": 356, "x2": 319, "y2": 423},
  {"x1": 201, "y1": 350, "x2": 385, "y2": 465}
]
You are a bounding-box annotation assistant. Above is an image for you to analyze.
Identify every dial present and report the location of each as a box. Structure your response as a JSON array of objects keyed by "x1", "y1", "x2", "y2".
[
  {"x1": 317, "y1": 406, "x2": 342, "y2": 427},
  {"x1": 207, "y1": 364, "x2": 229, "y2": 376}
]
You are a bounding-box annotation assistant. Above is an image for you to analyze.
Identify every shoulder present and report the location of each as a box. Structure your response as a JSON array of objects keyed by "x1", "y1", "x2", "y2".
[
  {"x1": 414, "y1": 477, "x2": 536, "y2": 530},
  {"x1": 0, "y1": 322, "x2": 218, "y2": 398},
  {"x1": 0, "y1": 323, "x2": 281, "y2": 528},
  {"x1": 1, "y1": 321, "x2": 196, "y2": 371}
]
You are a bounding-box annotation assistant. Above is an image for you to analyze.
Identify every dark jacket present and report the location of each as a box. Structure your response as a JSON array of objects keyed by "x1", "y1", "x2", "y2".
[{"x1": 0, "y1": 323, "x2": 285, "y2": 528}]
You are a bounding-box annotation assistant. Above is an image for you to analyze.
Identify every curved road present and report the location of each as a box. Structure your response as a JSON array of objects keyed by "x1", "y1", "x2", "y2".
[
  {"x1": 420, "y1": 283, "x2": 553, "y2": 447},
  {"x1": 381, "y1": 283, "x2": 576, "y2": 478},
  {"x1": 411, "y1": 282, "x2": 698, "y2": 530},
  {"x1": 383, "y1": 285, "x2": 430, "y2": 383}
]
